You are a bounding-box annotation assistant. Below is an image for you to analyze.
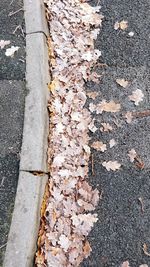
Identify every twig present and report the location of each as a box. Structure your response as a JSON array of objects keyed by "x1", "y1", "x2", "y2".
[
  {"x1": 132, "y1": 109, "x2": 150, "y2": 119},
  {"x1": 0, "y1": 243, "x2": 7, "y2": 250},
  {"x1": 134, "y1": 156, "x2": 145, "y2": 170},
  {"x1": 138, "y1": 197, "x2": 144, "y2": 213},
  {"x1": 9, "y1": 0, "x2": 14, "y2": 5},
  {"x1": 8, "y1": 8, "x2": 23, "y2": 17}
]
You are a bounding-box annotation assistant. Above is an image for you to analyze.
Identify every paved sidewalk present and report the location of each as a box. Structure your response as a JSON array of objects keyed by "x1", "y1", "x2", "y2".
[
  {"x1": 82, "y1": 0, "x2": 150, "y2": 266},
  {"x1": 0, "y1": 0, "x2": 25, "y2": 265}
]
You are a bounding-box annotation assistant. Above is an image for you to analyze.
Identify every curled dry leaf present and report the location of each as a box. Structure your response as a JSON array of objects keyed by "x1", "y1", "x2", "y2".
[
  {"x1": 88, "y1": 119, "x2": 98, "y2": 133},
  {"x1": 102, "y1": 161, "x2": 121, "y2": 171},
  {"x1": 128, "y1": 149, "x2": 137, "y2": 162},
  {"x1": 89, "y1": 103, "x2": 96, "y2": 112},
  {"x1": 116, "y1": 78, "x2": 129, "y2": 88},
  {"x1": 100, "y1": 122, "x2": 113, "y2": 132},
  {"x1": 121, "y1": 261, "x2": 130, "y2": 267},
  {"x1": 119, "y1": 20, "x2": 128, "y2": 30},
  {"x1": 5, "y1": 45, "x2": 19, "y2": 57},
  {"x1": 114, "y1": 20, "x2": 128, "y2": 30},
  {"x1": 143, "y1": 243, "x2": 150, "y2": 257},
  {"x1": 0, "y1": 39, "x2": 10, "y2": 49},
  {"x1": 125, "y1": 111, "x2": 133, "y2": 124},
  {"x1": 96, "y1": 100, "x2": 121, "y2": 114},
  {"x1": 87, "y1": 91, "x2": 99, "y2": 100},
  {"x1": 128, "y1": 89, "x2": 144, "y2": 106},
  {"x1": 91, "y1": 141, "x2": 107, "y2": 152},
  {"x1": 109, "y1": 139, "x2": 116, "y2": 148}
]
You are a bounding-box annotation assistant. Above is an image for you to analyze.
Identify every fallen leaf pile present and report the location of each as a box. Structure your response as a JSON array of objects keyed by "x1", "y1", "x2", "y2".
[{"x1": 35, "y1": 0, "x2": 103, "y2": 266}]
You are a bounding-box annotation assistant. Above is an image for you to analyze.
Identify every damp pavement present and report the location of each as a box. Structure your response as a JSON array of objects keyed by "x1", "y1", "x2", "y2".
[
  {"x1": 0, "y1": 0, "x2": 25, "y2": 265},
  {"x1": 82, "y1": 0, "x2": 150, "y2": 267}
]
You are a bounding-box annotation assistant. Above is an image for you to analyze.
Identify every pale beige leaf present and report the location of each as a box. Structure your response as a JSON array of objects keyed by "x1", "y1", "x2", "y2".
[
  {"x1": 87, "y1": 91, "x2": 99, "y2": 100},
  {"x1": 58, "y1": 234, "x2": 71, "y2": 252},
  {"x1": 100, "y1": 122, "x2": 113, "y2": 132},
  {"x1": 119, "y1": 20, "x2": 128, "y2": 30},
  {"x1": 121, "y1": 261, "x2": 130, "y2": 267},
  {"x1": 116, "y1": 78, "x2": 129, "y2": 88},
  {"x1": 5, "y1": 45, "x2": 19, "y2": 57},
  {"x1": 128, "y1": 31, "x2": 134, "y2": 37},
  {"x1": 97, "y1": 100, "x2": 121, "y2": 113},
  {"x1": 91, "y1": 141, "x2": 107, "y2": 152},
  {"x1": 114, "y1": 21, "x2": 120, "y2": 30},
  {"x1": 109, "y1": 139, "x2": 116, "y2": 148},
  {"x1": 102, "y1": 161, "x2": 121, "y2": 171},
  {"x1": 89, "y1": 103, "x2": 96, "y2": 112},
  {"x1": 139, "y1": 265, "x2": 148, "y2": 267},
  {"x1": 128, "y1": 149, "x2": 137, "y2": 162},
  {"x1": 128, "y1": 89, "x2": 144, "y2": 106},
  {"x1": 0, "y1": 40, "x2": 10, "y2": 49},
  {"x1": 125, "y1": 111, "x2": 133, "y2": 124}
]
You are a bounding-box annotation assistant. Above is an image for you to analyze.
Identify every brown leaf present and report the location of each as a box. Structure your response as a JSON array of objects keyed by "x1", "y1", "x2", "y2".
[
  {"x1": 102, "y1": 161, "x2": 121, "y2": 171},
  {"x1": 121, "y1": 261, "x2": 130, "y2": 267},
  {"x1": 143, "y1": 243, "x2": 150, "y2": 257},
  {"x1": 128, "y1": 149, "x2": 137, "y2": 163},
  {"x1": 91, "y1": 141, "x2": 107, "y2": 152},
  {"x1": 128, "y1": 89, "x2": 144, "y2": 106},
  {"x1": 119, "y1": 20, "x2": 128, "y2": 30},
  {"x1": 87, "y1": 91, "x2": 99, "y2": 100},
  {"x1": 116, "y1": 78, "x2": 129, "y2": 88},
  {"x1": 97, "y1": 100, "x2": 121, "y2": 113},
  {"x1": 100, "y1": 123, "x2": 113, "y2": 132}
]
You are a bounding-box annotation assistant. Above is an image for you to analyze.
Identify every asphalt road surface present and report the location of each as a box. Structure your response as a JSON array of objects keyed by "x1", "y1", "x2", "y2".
[
  {"x1": 0, "y1": 0, "x2": 25, "y2": 264},
  {"x1": 82, "y1": 0, "x2": 150, "y2": 266}
]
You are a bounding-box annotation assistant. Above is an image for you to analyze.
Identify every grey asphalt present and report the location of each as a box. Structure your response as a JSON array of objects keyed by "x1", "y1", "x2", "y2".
[
  {"x1": 0, "y1": 0, "x2": 25, "y2": 265},
  {"x1": 82, "y1": 0, "x2": 150, "y2": 266}
]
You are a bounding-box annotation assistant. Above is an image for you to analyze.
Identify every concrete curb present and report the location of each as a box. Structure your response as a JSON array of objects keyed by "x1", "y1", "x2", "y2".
[{"x1": 3, "y1": 0, "x2": 49, "y2": 266}]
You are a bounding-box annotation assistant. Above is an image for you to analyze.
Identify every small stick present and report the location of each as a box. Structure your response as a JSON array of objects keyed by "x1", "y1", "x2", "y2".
[
  {"x1": 138, "y1": 197, "x2": 144, "y2": 213},
  {"x1": 8, "y1": 8, "x2": 23, "y2": 17},
  {"x1": 132, "y1": 109, "x2": 150, "y2": 119}
]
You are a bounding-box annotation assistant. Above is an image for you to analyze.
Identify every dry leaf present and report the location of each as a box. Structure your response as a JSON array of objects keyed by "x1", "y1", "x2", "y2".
[
  {"x1": 91, "y1": 141, "x2": 107, "y2": 152},
  {"x1": 119, "y1": 20, "x2": 128, "y2": 30},
  {"x1": 88, "y1": 119, "x2": 98, "y2": 133},
  {"x1": 0, "y1": 39, "x2": 10, "y2": 49},
  {"x1": 121, "y1": 261, "x2": 130, "y2": 267},
  {"x1": 116, "y1": 78, "x2": 129, "y2": 88},
  {"x1": 89, "y1": 103, "x2": 96, "y2": 112},
  {"x1": 114, "y1": 20, "x2": 128, "y2": 30},
  {"x1": 87, "y1": 91, "x2": 99, "y2": 100},
  {"x1": 58, "y1": 235, "x2": 71, "y2": 252},
  {"x1": 5, "y1": 45, "x2": 19, "y2": 57},
  {"x1": 128, "y1": 149, "x2": 137, "y2": 162},
  {"x1": 100, "y1": 123, "x2": 113, "y2": 132},
  {"x1": 139, "y1": 264, "x2": 148, "y2": 267},
  {"x1": 143, "y1": 243, "x2": 150, "y2": 257},
  {"x1": 83, "y1": 241, "x2": 92, "y2": 258},
  {"x1": 128, "y1": 89, "x2": 144, "y2": 106},
  {"x1": 114, "y1": 21, "x2": 120, "y2": 30},
  {"x1": 125, "y1": 111, "x2": 133, "y2": 124},
  {"x1": 97, "y1": 100, "x2": 121, "y2": 113},
  {"x1": 109, "y1": 139, "x2": 116, "y2": 148},
  {"x1": 102, "y1": 161, "x2": 121, "y2": 171}
]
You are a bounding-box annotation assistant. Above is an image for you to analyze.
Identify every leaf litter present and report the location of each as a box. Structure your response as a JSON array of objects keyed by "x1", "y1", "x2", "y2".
[
  {"x1": 35, "y1": 1, "x2": 103, "y2": 266},
  {"x1": 128, "y1": 89, "x2": 144, "y2": 106}
]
